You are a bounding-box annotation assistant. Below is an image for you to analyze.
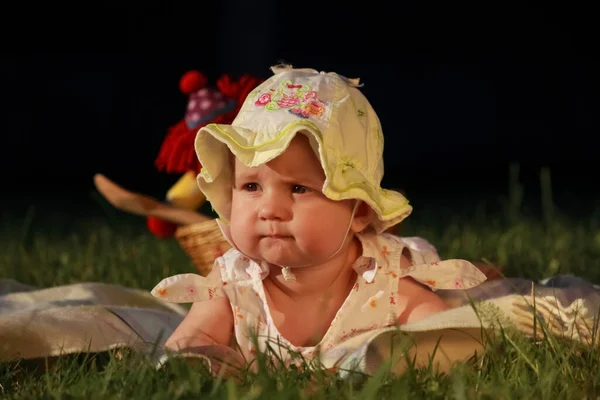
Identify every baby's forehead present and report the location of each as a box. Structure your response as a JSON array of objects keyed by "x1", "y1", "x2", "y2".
[{"x1": 231, "y1": 137, "x2": 326, "y2": 182}]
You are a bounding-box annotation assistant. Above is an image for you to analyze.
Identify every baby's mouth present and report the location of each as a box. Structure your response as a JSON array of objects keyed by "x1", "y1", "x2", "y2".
[{"x1": 264, "y1": 234, "x2": 293, "y2": 239}]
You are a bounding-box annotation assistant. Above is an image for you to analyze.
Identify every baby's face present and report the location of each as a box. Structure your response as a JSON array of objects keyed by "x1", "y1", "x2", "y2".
[{"x1": 229, "y1": 134, "x2": 355, "y2": 267}]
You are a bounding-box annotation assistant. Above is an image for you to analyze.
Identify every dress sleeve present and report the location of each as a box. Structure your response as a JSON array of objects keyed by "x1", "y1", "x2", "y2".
[
  {"x1": 398, "y1": 259, "x2": 487, "y2": 290},
  {"x1": 151, "y1": 260, "x2": 226, "y2": 303}
]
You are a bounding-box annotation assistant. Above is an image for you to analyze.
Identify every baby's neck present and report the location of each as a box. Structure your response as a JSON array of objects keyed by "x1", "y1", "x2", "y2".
[{"x1": 265, "y1": 237, "x2": 361, "y2": 299}]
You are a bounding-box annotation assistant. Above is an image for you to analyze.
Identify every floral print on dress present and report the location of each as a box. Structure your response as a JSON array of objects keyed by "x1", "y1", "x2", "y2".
[
  {"x1": 361, "y1": 290, "x2": 384, "y2": 312},
  {"x1": 254, "y1": 80, "x2": 326, "y2": 119},
  {"x1": 208, "y1": 287, "x2": 220, "y2": 299},
  {"x1": 151, "y1": 272, "x2": 225, "y2": 302},
  {"x1": 380, "y1": 245, "x2": 391, "y2": 262},
  {"x1": 186, "y1": 285, "x2": 197, "y2": 296},
  {"x1": 234, "y1": 306, "x2": 244, "y2": 325},
  {"x1": 396, "y1": 259, "x2": 487, "y2": 290},
  {"x1": 384, "y1": 271, "x2": 398, "y2": 279}
]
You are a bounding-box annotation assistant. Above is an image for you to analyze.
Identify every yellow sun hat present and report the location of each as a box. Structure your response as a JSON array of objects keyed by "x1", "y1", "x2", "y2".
[{"x1": 194, "y1": 64, "x2": 412, "y2": 233}]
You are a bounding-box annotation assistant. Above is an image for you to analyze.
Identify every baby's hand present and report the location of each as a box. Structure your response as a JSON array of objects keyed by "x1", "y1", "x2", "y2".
[{"x1": 158, "y1": 344, "x2": 246, "y2": 380}]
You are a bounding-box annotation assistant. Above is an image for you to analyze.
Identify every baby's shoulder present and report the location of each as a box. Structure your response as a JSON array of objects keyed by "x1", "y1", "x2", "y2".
[
  {"x1": 369, "y1": 232, "x2": 441, "y2": 264},
  {"x1": 395, "y1": 275, "x2": 450, "y2": 324},
  {"x1": 396, "y1": 236, "x2": 439, "y2": 256}
]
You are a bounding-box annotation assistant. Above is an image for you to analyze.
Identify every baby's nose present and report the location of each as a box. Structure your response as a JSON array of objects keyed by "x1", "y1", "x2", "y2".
[{"x1": 258, "y1": 193, "x2": 292, "y2": 221}]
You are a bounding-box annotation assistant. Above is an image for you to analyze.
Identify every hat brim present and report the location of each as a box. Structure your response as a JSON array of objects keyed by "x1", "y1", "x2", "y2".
[{"x1": 195, "y1": 122, "x2": 412, "y2": 233}]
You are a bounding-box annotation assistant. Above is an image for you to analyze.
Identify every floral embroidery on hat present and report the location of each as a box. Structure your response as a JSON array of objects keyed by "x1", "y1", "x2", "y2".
[
  {"x1": 254, "y1": 80, "x2": 325, "y2": 119},
  {"x1": 340, "y1": 157, "x2": 357, "y2": 173}
]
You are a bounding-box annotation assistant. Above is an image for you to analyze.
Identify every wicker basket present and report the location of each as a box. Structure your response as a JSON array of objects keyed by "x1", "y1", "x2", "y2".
[{"x1": 174, "y1": 219, "x2": 231, "y2": 276}]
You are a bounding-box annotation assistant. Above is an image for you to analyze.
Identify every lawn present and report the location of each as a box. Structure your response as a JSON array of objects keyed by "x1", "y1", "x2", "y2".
[{"x1": 1, "y1": 173, "x2": 600, "y2": 399}]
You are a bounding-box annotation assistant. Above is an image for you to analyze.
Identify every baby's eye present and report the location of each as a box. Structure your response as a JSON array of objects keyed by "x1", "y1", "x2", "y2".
[
  {"x1": 244, "y1": 183, "x2": 259, "y2": 192},
  {"x1": 292, "y1": 185, "x2": 308, "y2": 194}
]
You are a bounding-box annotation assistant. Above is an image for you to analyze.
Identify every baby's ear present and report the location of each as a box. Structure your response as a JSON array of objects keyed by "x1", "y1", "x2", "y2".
[{"x1": 351, "y1": 200, "x2": 374, "y2": 233}]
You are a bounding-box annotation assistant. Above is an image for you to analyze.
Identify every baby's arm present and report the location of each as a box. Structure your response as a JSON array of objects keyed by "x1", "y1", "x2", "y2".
[
  {"x1": 165, "y1": 295, "x2": 234, "y2": 351},
  {"x1": 162, "y1": 296, "x2": 244, "y2": 377},
  {"x1": 395, "y1": 253, "x2": 449, "y2": 325}
]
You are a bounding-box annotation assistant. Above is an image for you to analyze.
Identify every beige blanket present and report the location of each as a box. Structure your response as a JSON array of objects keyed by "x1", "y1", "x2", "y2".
[
  {"x1": 1, "y1": 277, "x2": 598, "y2": 375},
  {"x1": 0, "y1": 279, "x2": 187, "y2": 361}
]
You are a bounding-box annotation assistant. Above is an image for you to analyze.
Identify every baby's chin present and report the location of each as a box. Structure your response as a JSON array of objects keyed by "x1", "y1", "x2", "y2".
[
  {"x1": 230, "y1": 240, "x2": 289, "y2": 265},
  {"x1": 237, "y1": 237, "x2": 330, "y2": 267},
  {"x1": 259, "y1": 250, "x2": 301, "y2": 267},
  {"x1": 254, "y1": 242, "x2": 309, "y2": 267}
]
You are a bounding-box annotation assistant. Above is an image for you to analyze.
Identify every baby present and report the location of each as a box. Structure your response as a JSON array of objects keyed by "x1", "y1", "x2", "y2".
[{"x1": 152, "y1": 65, "x2": 487, "y2": 368}]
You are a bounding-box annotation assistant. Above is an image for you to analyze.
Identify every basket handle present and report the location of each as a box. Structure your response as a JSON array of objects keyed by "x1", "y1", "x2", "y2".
[{"x1": 93, "y1": 173, "x2": 211, "y2": 226}]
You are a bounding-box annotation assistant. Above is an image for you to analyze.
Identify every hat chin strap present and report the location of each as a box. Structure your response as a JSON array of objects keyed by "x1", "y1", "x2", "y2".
[{"x1": 280, "y1": 200, "x2": 361, "y2": 281}]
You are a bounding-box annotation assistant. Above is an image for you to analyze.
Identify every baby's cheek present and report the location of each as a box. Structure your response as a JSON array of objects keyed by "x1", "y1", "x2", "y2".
[
  {"x1": 230, "y1": 224, "x2": 257, "y2": 256},
  {"x1": 296, "y1": 221, "x2": 341, "y2": 252},
  {"x1": 230, "y1": 200, "x2": 252, "y2": 227}
]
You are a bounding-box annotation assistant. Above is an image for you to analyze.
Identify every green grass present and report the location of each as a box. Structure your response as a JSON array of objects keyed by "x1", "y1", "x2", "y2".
[{"x1": 2, "y1": 172, "x2": 600, "y2": 398}]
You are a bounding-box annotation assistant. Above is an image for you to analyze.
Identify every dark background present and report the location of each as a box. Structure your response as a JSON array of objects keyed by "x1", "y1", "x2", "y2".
[{"x1": 1, "y1": 3, "x2": 598, "y2": 221}]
